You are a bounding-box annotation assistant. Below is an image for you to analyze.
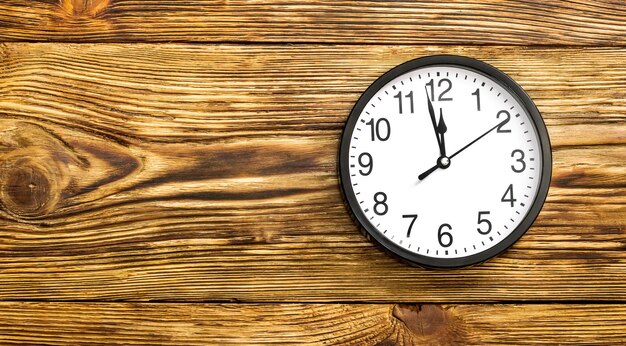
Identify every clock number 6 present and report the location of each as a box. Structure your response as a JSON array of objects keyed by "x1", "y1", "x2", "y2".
[
  {"x1": 438, "y1": 223, "x2": 453, "y2": 247},
  {"x1": 477, "y1": 211, "x2": 492, "y2": 235},
  {"x1": 373, "y1": 192, "x2": 388, "y2": 215}
]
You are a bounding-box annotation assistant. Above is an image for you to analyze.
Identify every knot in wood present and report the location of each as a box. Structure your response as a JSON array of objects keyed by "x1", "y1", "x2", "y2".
[
  {"x1": 60, "y1": 0, "x2": 110, "y2": 17},
  {"x1": 0, "y1": 122, "x2": 81, "y2": 218},
  {"x1": 0, "y1": 155, "x2": 58, "y2": 217},
  {"x1": 392, "y1": 304, "x2": 467, "y2": 342}
]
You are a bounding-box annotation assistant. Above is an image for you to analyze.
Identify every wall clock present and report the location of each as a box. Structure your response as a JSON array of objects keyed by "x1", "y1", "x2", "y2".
[{"x1": 339, "y1": 55, "x2": 551, "y2": 268}]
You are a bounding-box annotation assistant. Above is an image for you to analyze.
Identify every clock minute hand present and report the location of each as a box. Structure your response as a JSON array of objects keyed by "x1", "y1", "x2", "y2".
[
  {"x1": 418, "y1": 120, "x2": 505, "y2": 181},
  {"x1": 425, "y1": 87, "x2": 442, "y2": 150}
]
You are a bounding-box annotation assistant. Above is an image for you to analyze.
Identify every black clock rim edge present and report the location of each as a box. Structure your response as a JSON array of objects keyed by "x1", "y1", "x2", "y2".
[{"x1": 338, "y1": 54, "x2": 552, "y2": 269}]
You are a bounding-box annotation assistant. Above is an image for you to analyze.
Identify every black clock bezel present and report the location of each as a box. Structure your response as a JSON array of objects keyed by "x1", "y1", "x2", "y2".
[{"x1": 338, "y1": 55, "x2": 552, "y2": 269}]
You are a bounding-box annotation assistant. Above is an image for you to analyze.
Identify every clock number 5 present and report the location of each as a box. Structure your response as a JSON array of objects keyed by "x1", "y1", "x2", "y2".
[
  {"x1": 403, "y1": 214, "x2": 418, "y2": 237},
  {"x1": 477, "y1": 211, "x2": 492, "y2": 235},
  {"x1": 438, "y1": 223, "x2": 453, "y2": 247}
]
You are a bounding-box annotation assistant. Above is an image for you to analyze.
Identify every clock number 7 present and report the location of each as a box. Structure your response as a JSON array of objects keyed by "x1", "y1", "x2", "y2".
[
  {"x1": 402, "y1": 214, "x2": 418, "y2": 237},
  {"x1": 393, "y1": 91, "x2": 414, "y2": 114}
]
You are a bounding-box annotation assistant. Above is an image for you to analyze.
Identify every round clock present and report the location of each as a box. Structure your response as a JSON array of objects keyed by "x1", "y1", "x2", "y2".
[{"x1": 339, "y1": 55, "x2": 551, "y2": 268}]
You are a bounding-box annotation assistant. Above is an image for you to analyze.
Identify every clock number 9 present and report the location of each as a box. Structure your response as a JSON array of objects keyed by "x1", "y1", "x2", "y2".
[
  {"x1": 358, "y1": 153, "x2": 373, "y2": 176},
  {"x1": 438, "y1": 223, "x2": 453, "y2": 247},
  {"x1": 511, "y1": 149, "x2": 526, "y2": 173},
  {"x1": 366, "y1": 118, "x2": 391, "y2": 141},
  {"x1": 373, "y1": 192, "x2": 388, "y2": 215},
  {"x1": 477, "y1": 211, "x2": 492, "y2": 235}
]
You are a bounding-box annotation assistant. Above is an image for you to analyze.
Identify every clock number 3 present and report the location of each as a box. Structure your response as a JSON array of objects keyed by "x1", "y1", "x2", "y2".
[{"x1": 511, "y1": 149, "x2": 526, "y2": 173}]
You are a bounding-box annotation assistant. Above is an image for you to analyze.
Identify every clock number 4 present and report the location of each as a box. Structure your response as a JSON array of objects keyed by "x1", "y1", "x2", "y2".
[
  {"x1": 438, "y1": 224, "x2": 453, "y2": 247},
  {"x1": 366, "y1": 118, "x2": 391, "y2": 141},
  {"x1": 501, "y1": 184, "x2": 517, "y2": 207},
  {"x1": 402, "y1": 214, "x2": 418, "y2": 237},
  {"x1": 425, "y1": 78, "x2": 453, "y2": 101},
  {"x1": 394, "y1": 91, "x2": 414, "y2": 114}
]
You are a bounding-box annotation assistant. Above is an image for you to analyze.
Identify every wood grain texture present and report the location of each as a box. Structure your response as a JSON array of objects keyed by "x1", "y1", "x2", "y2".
[
  {"x1": 1, "y1": 1, "x2": 626, "y2": 45},
  {"x1": 0, "y1": 302, "x2": 625, "y2": 345},
  {"x1": 0, "y1": 43, "x2": 624, "y2": 302}
]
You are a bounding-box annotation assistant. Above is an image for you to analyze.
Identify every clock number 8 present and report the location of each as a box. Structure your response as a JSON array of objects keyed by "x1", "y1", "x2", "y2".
[
  {"x1": 373, "y1": 192, "x2": 388, "y2": 215},
  {"x1": 438, "y1": 223, "x2": 453, "y2": 247}
]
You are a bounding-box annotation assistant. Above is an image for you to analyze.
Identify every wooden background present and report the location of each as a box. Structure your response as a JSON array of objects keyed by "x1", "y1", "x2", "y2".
[{"x1": 0, "y1": 0, "x2": 625, "y2": 344}]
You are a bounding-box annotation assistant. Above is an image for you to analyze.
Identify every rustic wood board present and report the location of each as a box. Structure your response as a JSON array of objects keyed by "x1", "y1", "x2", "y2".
[
  {"x1": 1, "y1": 1, "x2": 626, "y2": 45},
  {"x1": 0, "y1": 302, "x2": 625, "y2": 345},
  {"x1": 0, "y1": 43, "x2": 624, "y2": 302}
]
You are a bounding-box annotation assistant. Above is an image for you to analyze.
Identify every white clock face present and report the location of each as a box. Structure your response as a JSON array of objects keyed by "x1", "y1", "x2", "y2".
[{"x1": 341, "y1": 58, "x2": 550, "y2": 267}]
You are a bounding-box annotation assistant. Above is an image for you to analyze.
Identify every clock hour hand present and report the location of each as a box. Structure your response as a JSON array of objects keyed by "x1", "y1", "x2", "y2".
[
  {"x1": 418, "y1": 119, "x2": 505, "y2": 181},
  {"x1": 437, "y1": 108, "x2": 447, "y2": 157}
]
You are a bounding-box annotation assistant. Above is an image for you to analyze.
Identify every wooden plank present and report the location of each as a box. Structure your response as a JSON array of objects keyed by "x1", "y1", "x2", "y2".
[
  {"x1": 0, "y1": 43, "x2": 624, "y2": 302},
  {"x1": 1, "y1": 1, "x2": 626, "y2": 45},
  {"x1": 0, "y1": 302, "x2": 624, "y2": 345}
]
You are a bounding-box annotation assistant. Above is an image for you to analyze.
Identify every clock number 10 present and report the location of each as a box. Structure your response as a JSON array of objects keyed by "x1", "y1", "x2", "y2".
[{"x1": 366, "y1": 118, "x2": 390, "y2": 141}]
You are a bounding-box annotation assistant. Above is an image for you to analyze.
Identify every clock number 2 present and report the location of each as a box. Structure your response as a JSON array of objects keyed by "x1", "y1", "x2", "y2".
[
  {"x1": 438, "y1": 223, "x2": 453, "y2": 247},
  {"x1": 496, "y1": 110, "x2": 511, "y2": 133}
]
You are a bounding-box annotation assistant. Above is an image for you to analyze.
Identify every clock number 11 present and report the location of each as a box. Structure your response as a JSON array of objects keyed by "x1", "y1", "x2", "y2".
[{"x1": 393, "y1": 91, "x2": 414, "y2": 114}]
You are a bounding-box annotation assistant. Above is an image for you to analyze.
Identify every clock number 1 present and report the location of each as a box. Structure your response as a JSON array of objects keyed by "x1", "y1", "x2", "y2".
[
  {"x1": 472, "y1": 88, "x2": 480, "y2": 111},
  {"x1": 394, "y1": 91, "x2": 414, "y2": 114}
]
